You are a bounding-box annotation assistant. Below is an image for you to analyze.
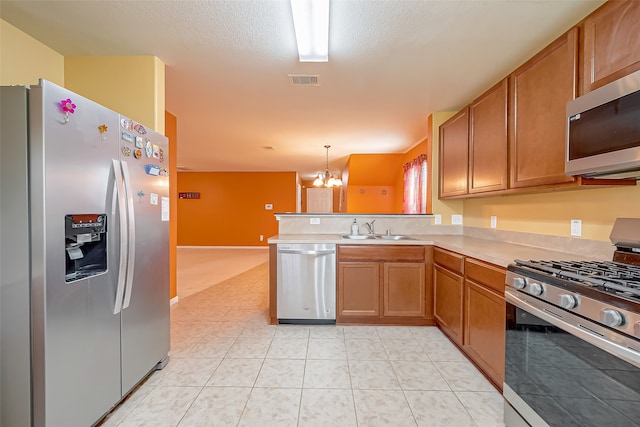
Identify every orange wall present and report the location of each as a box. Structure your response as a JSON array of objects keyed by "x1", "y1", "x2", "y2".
[
  {"x1": 344, "y1": 154, "x2": 404, "y2": 213},
  {"x1": 166, "y1": 111, "x2": 178, "y2": 299},
  {"x1": 177, "y1": 172, "x2": 297, "y2": 246}
]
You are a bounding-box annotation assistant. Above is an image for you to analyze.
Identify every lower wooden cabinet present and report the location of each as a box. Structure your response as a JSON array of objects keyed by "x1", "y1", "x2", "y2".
[
  {"x1": 337, "y1": 245, "x2": 432, "y2": 325},
  {"x1": 433, "y1": 264, "x2": 464, "y2": 346},
  {"x1": 338, "y1": 262, "x2": 380, "y2": 318},
  {"x1": 464, "y1": 279, "x2": 505, "y2": 387},
  {"x1": 433, "y1": 248, "x2": 506, "y2": 390}
]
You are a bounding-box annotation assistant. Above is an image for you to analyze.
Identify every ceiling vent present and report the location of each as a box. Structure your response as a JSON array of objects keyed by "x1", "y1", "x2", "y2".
[{"x1": 289, "y1": 74, "x2": 320, "y2": 86}]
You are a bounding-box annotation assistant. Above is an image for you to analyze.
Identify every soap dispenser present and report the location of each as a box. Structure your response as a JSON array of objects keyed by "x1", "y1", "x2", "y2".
[{"x1": 351, "y1": 219, "x2": 359, "y2": 235}]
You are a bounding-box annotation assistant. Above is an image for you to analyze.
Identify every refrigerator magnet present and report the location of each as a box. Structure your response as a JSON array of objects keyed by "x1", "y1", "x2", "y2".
[
  {"x1": 159, "y1": 149, "x2": 164, "y2": 162},
  {"x1": 121, "y1": 146, "x2": 132, "y2": 156},
  {"x1": 144, "y1": 164, "x2": 161, "y2": 176},
  {"x1": 135, "y1": 137, "x2": 144, "y2": 148},
  {"x1": 145, "y1": 141, "x2": 153, "y2": 158},
  {"x1": 134, "y1": 149, "x2": 142, "y2": 159},
  {"x1": 121, "y1": 131, "x2": 134, "y2": 143},
  {"x1": 150, "y1": 193, "x2": 159, "y2": 205},
  {"x1": 152, "y1": 145, "x2": 160, "y2": 159},
  {"x1": 134, "y1": 123, "x2": 146, "y2": 134},
  {"x1": 121, "y1": 118, "x2": 132, "y2": 130}
]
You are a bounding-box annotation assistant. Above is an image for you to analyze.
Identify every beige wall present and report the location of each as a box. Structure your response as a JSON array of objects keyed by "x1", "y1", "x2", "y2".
[
  {"x1": 0, "y1": 19, "x2": 64, "y2": 86},
  {"x1": 65, "y1": 56, "x2": 165, "y2": 133}
]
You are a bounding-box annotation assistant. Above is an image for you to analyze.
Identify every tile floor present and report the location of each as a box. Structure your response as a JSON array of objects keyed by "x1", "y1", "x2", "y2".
[{"x1": 100, "y1": 249, "x2": 505, "y2": 427}]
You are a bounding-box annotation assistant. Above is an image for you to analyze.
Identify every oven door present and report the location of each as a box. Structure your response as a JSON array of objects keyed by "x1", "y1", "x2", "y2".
[{"x1": 504, "y1": 289, "x2": 640, "y2": 427}]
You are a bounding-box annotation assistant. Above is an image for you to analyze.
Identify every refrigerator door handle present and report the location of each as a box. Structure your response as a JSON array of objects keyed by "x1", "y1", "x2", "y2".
[
  {"x1": 112, "y1": 159, "x2": 128, "y2": 315},
  {"x1": 121, "y1": 160, "x2": 136, "y2": 310}
]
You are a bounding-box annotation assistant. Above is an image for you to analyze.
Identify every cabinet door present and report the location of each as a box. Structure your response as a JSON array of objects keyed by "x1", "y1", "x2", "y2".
[
  {"x1": 469, "y1": 79, "x2": 508, "y2": 194},
  {"x1": 383, "y1": 262, "x2": 425, "y2": 317},
  {"x1": 439, "y1": 107, "x2": 469, "y2": 198},
  {"x1": 509, "y1": 28, "x2": 578, "y2": 188},
  {"x1": 582, "y1": 0, "x2": 640, "y2": 94},
  {"x1": 337, "y1": 262, "x2": 380, "y2": 318},
  {"x1": 464, "y1": 280, "x2": 505, "y2": 388},
  {"x1": 434, "y1": 264, "x2": 464, "y2": 346}
]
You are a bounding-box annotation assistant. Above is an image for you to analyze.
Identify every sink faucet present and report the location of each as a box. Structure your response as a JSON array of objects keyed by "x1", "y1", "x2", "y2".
[{"x1": 364, "y1": 219, "x2": 376, "y2": 234}]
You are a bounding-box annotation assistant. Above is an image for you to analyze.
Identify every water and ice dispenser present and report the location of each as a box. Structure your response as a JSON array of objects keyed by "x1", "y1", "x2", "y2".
[{"x1": 65, "y1": 214, "x2": 107, "y2": 282}]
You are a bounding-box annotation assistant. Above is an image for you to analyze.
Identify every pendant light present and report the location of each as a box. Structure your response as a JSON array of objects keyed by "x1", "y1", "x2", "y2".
[{"x1": 313, "y1": 145, "x2": 342, "y2": 187}]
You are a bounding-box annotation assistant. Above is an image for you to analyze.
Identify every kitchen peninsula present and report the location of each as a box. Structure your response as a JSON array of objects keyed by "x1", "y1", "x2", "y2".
[{"x1": 268, "y1": 213, "x2": 614, "y2": 389}]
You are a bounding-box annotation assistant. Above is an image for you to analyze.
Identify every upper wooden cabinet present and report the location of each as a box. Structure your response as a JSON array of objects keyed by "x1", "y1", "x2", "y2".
[
  {"x1": 582, "y1": 0, "x2": 640, "y2": 94},
  {"x1": 439, "y1": 107, "x2": 469, "y2": 198},
  {"x1": 509, "y1": 28, "x2": 578, "y2": 189},
  {"x1": 469, "y1": 79, "x2": 508, "y2": 193}
]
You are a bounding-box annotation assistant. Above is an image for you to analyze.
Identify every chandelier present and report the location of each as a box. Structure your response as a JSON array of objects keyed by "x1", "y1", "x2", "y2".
[{"x1": 313, "y1": 145, "x2": 342, "y2": 187}]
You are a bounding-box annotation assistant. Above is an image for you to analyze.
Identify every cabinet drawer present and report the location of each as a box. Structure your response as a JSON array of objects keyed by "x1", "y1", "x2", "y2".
[
  {"x1": 464, "y1": 258, "x2": 506, "y2": 295},
  {"x1": 433, "y1": 247, "x2": 464, "y2": 274},
  {"x1": 338, "y1": 245, "x2": 425, "y2": 262}
]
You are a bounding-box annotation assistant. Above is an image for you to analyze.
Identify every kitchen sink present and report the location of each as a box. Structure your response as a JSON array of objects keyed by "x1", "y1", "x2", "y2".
[
  {"x1": 341, "y1": 234, "x2": 414, "y2": 240},
  {"x1": 378, "y1": 235, "x2": 414, "y2": 240}
]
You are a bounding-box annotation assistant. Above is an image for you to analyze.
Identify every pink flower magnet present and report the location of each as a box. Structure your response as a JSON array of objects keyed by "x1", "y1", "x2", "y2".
[{"x1": 60, "y1": 98, "x2": 76, "y2": 114}]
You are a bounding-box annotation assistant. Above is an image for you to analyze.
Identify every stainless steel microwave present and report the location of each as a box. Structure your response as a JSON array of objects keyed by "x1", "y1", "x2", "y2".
[{"x1": 566, "y1": 69, "x2": 640, "y2": 179}]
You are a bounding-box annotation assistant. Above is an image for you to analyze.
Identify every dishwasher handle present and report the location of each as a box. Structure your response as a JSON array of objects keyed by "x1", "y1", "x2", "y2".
[{"x1": 277, "y1": 249, "x2": 335, "y2": 256}]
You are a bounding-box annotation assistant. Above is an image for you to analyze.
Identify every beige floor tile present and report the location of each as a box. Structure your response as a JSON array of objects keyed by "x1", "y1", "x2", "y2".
[
  {"x1": 153, "y1": 357, "x2": 221, "y2": 387},
  {"x1": 349, "y1": 360, "x2": 400, "y2": 390},
  {"x1": 346, "y1": 338, "x2": 389, "y2": 360},
  {"x1": 308, "y1": 325, "x2": 344, "y2": 339},
  {"x1": 189, "y1": 337, "x2": 236, "y2": 358},
  {"x1": 239, "y1": 324, "x2": 277, "y2": 339},
  {"x1": 404, "y1": 390, "x2": 477, "y2": 427},
  {"x1": 434, "y1": 361, "x2": 496, "y2": 392},
  {"x1": 255, "y1": 358, "x2": 306, "y2": 388},
  {"x1": 298, "y1": 389, "x2": 357, "y2": 427},
  {"x1": 410, "y1": 326, "x2": 448, "y2": 342},
  {"x1": 205, "y1": 320, "x2": 247, "y2": 338},
  {"x1": 391, "y1": 360, "x2": 451, "y2": 391},
  {"x1": 225, "y1": 337, "x2": 272, "y2": 358},
  {"x1": 178, "y1": 387, "x2": 252, "y2": 427},
  {"x1": 456, "y1": 391, "x2": 506, "y2": 427},
  {"x1": 421, "y1": 339, "x2": 468, "y2": 362},
  {"x1": 382, "y1": 339, "x2": 429, "y2": 361},
  {"x1": 206, "y1": 358, "x2": 264, "y2": 387},
  {"x1": 238, "y1": 388, "x2": 301, "y2": 427},
  {"x1": 266, "y1": 337, "x2": 309, "y2": 359},
  {"x1": 343, "y1": 325, "x2": 380, "y2": 339},
  {"x1": 99, "y1": 383, "x2": 155, "y2": 426},
  {"x1": 353, "y1": 390, "x2": 417, "y2": 426},
  {"x1": 376, "y1": 326, "x2": 417, "y2": 340},
  {"x1": 306, "y1": 338, "x2": 347, "y2": 360},
  {"x1": 303, "y1": 359, "x2": 351, "y2": 389},
  {"x1": 118, "y1": 386, "x2": 201, "y2": 427}
]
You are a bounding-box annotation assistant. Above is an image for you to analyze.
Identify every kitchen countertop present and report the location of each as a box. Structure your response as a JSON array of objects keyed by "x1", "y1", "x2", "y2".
[{"x1": 268, "y1": 234, "x2": 603, "y2": 268}]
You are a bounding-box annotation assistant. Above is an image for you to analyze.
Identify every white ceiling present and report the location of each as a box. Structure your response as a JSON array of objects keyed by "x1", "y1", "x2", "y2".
[{"x1": 1, "y1": 0, "x2": 605, "y2": 179}]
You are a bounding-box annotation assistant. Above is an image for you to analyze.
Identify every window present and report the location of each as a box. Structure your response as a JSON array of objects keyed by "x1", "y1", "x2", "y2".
[{"x1": 403, "y1": 154, "x2": 428, "y2": 214}]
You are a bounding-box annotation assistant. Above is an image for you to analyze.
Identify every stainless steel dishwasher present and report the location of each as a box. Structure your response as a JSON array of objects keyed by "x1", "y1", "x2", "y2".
[{"x1": 276, "y1": 243, "x2": 336, "y2": 323}]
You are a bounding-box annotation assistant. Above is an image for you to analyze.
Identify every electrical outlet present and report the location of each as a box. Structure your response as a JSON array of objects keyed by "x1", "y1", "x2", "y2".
[
  {"x1": 451, "y1": 214, "x2": 463, "y2": 225},
  {"x1": 571, "y1": 219, "x2": 582, "y2": 237},
  {"x1": 434, "y1": 214, "x2": 442, "y2": 225},
  {"x1": 310, "y1": 217, "x2": 320, "y2": 225},
  {"x1": 490, "y1": 216, "x2": 497, "y2": 229},
  {"x1": 259, "y1": 234, "x2": 264, "y2": 241}
]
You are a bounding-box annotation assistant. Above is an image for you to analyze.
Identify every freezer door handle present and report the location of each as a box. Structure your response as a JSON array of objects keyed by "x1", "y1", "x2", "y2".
[
  {"x1": 121, "y1": 160, "x2": 136, "y2": 310},
  {"x1": 112, "y1": 159, "x2": 128, "y2": 315}
]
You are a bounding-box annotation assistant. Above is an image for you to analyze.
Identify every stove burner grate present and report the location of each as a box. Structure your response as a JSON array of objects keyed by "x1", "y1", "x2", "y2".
[{"x1": 514, "y1": 259, "x2": 640, "y2": 299}]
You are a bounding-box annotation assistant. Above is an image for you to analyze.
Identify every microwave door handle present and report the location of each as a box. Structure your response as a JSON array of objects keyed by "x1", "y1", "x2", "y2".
[
  {"x1": 121, "y1": 160, "x2": 136, "y2": 310},
  {"x1": 112, "y1": 159, "x2": 128, "y2": 315}
]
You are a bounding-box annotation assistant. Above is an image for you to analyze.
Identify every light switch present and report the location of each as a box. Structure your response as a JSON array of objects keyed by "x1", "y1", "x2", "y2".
[
  {"x1": 490, "y1": 216, "x2": 497, "y2": 229},
  {"x1": 265, "y1": 203, "x2": 273, "y2": 210},
  {"x1": 433, "y1": 214, "x2": 442, "y2": 225}
]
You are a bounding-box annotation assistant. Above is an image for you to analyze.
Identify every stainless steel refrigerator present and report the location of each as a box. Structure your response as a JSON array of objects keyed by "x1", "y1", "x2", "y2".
[{"x1": 1, "y1": 80, "x2": 170, "y2": 427}]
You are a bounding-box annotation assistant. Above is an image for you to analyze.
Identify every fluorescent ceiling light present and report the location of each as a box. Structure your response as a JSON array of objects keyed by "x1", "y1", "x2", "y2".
[{"x1": 290, "y1": 0, "x2": 329, "y2": 62}]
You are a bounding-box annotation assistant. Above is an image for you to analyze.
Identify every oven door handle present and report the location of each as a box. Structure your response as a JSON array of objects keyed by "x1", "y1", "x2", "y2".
[{"x1": 505, "y1": 290, "x2": 640, "y2": 369}]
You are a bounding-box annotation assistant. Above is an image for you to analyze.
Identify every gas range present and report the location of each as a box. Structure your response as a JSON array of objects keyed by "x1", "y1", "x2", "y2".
[{"x1": 507, "y1": 259, "x2": 640, "y2": 341}]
